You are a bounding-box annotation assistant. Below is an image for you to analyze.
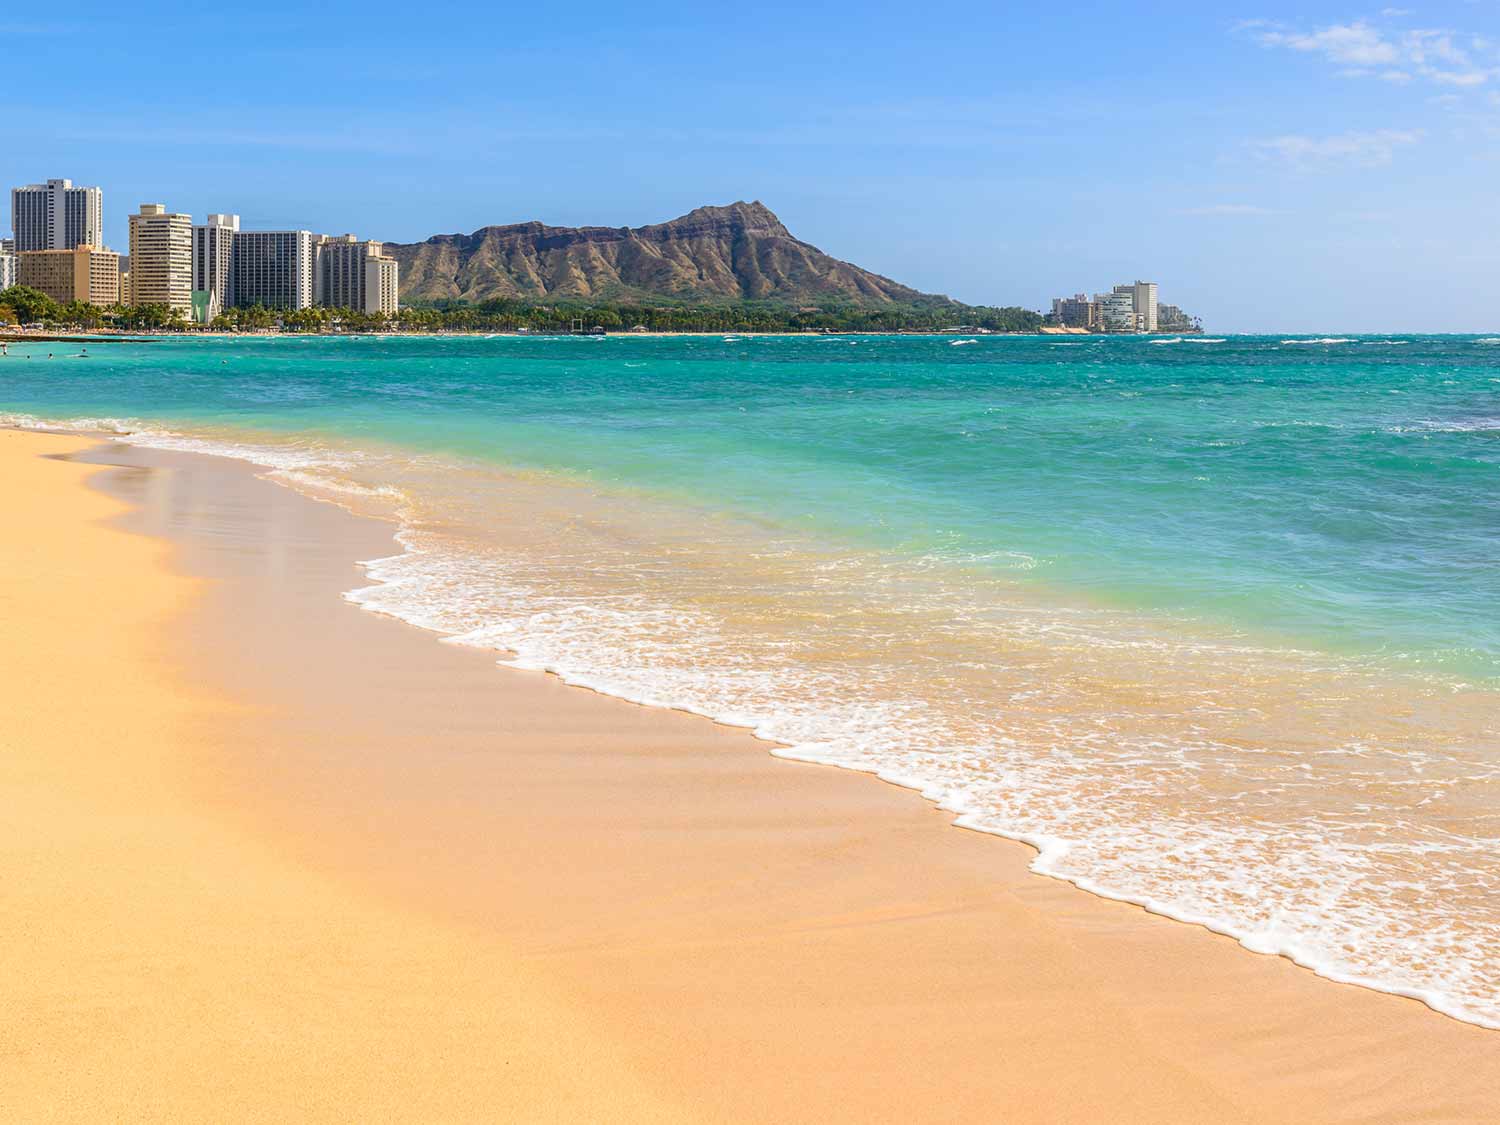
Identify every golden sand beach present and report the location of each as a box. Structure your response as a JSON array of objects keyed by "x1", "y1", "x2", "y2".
[{"x1": 3, "y1": 427, "x2": 1497, "y2": 1123}]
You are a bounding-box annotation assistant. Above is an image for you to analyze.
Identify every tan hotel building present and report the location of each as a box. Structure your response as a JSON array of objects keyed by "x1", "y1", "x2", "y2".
[
  {"x1": 315, "y1": 234, "x2": 399, "y2": 316},
  {"x1": 16, "y1": 245, "x2": 121, "y2": 305},
  {"x1": 127, "y1": 203, "x2": 193, "y2": 312}
]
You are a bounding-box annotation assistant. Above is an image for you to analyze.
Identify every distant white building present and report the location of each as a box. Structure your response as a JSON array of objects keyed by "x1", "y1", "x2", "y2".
[
  {"x1": 192, "y1": 213, "x2": 238, "y2": 320},
  {"x1": 11, "y1": 178, "x2": 104, "y2": 252},
  {"x1": 0, "y1": 239, "x2": 15, "y2": 290},
  {"x1": 1096, "y1": 289, "x2": 1138, "y2": 332},
  {"x1": 1131, "y1": 280, "x2": 1158, "y2": 332}
]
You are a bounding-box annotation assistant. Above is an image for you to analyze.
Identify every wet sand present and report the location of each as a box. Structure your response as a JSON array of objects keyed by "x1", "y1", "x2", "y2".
[{"x1": 4, "y1": 428, "x2": 1498, "y2": 1122}]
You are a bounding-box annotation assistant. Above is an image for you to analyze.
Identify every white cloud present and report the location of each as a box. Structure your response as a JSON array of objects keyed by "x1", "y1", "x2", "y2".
[
  {"x1": 1250, "y1": 19, "x2": 1498, "y2": 89},
  {"x1": 1258, "y1": 21, "x2": 1397, "y2": 66},
  {"x1": 1251, "y1": 130, "x2": 1421, "y2": 167}
]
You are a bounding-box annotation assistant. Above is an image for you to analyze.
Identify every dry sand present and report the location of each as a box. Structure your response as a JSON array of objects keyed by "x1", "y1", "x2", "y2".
[{"x1": 3, "y1": 428, "x2": 1497, "y2": 1123}]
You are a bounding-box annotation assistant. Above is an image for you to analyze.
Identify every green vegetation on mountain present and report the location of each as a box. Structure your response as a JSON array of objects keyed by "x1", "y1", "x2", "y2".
[
  {"x1": 401, "y1": 298, "x2": 1041, "y2": 334},
  {"x1": 386, "y1": 201, "x2": 954, "y2": 307}
]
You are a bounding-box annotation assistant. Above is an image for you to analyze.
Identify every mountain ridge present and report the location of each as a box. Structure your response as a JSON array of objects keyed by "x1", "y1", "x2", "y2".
[{"x1": 385, "y1": 202, "x2": 952, "y2": 307}]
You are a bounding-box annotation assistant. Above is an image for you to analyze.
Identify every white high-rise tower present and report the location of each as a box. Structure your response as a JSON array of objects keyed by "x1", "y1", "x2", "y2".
[
  {"x1": 10, "y1": 178, "x2": 104, "y2": 251},
  {"x1": 193, "y1": 213, "x2": 239, "y2": 319}
]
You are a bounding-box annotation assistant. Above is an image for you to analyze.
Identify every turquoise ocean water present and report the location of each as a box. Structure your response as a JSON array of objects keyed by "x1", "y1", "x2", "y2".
[{"x1": 3, "y1": 332, "x2": 1497, "y2": 1026}]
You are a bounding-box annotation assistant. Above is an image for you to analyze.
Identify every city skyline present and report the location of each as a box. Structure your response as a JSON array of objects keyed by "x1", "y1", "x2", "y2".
[
  {"x1": 2, "y1": 178, "x2": 398, "y2": 320},
  {"x1": 5, "y1": 175, "x2": 1190, "y2": 331}
]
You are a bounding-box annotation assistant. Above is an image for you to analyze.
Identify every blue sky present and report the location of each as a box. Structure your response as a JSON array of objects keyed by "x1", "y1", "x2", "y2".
[{"x1": 10, "y1": 2, "x2": 1500, "y2": 330}]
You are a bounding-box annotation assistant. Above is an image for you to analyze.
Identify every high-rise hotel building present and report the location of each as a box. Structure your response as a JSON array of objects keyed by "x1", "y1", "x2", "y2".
[
  {"x1": 1131, "y1": 280, "x2": 1158, "y2": 333},
  {"x1": 16, "y1": 245, "x2": 120, "y2": 305},
  {"x1": 127, "y1": 203, "x2": 193, "y2": 312},
  {"x1": 188, "y1": 222, "x2": 399, "y2": 316},
  {"x1": 315, "y1": 234, "x2": 399, "y2": 316},
  {"x1": 231, "y1": 230, "x2": 315, "y2": 310},
  {"x1": 192, "y1": 213, "x2": 238, "y2": 318},
  {"x1": 12, "y1": 179, "x2": 104, "y2": 252}
]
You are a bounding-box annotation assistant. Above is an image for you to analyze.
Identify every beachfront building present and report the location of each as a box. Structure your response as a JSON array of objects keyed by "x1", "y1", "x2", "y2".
[
  {"x1": 1054, "y1": 280, "x2": 1172, "y2": 333},
  {"x1": 230, "y1": 230, "x2": 315, "y2": 310},
  {"x1": 367, "y1": 254, "x2": 399, "y2": 317},
  {"x1": 1131, "y1": 280, "x2": 1158, "y2": 332},
  {"x1": 314, "y1": 234, "x2": 399, "y2": 316},
  {"x1": 192, "y1": 213, "x2": 238, "y2": 321},
  {"x1": 16, "y1": 245, "x2": 121, "y2": 305},
  {"x1": 1159, "y1": 304, "x2": 1198, "y2": 332},
  {"x1": 1051, "y1": 293, "x2": 1097, "y2": 330},
  {"x1": 0, "y1": 247, "x2": 14, "y2": 291},
  {"x1": 10, "y1": 179, "x2": 104, "y2": 252},
  {"x1": 1095, "y1": 288, "x2": 1138, "y2": 332},
  {"x1": 128, "y1": 204, "x2": 193, "y2": 313}
]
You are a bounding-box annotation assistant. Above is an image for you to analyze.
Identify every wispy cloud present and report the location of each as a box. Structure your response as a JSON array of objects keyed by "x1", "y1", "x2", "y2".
[
  {"x1": 1178, "y1": 204, "x2": 1279, "y2": 217},
  {"x1": 1259, "y1": 21, "x2": 1400, "y2": 67},
  {"x1": 1250, "y1": 129, "x2": 1421, "y2": 167},
  {"x1": 1247, "y1": 19, "x2": 1497, "y2": 89}
]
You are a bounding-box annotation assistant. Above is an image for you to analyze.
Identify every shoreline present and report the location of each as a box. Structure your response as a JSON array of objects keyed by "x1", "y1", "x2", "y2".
[
  {"x1": 19, "y1": 411, "x2": 1500, "y2": 1030},
  {"x1": 11, "y1": 412, "x2": 1500, "y2": 1032},
  {"x1": 6, "y1": 428, "x2": 1499, "y2": 1120},
  {"x1": 0, "y1": 327, "x2": 1195, "y2": 341}
]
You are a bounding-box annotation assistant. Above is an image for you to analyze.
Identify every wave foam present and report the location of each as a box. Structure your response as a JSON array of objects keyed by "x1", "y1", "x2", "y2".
[
  {"x1": 9, "y1": 409, "x2": 1497, "y2": 1033},
  {"x1": 339, "y1": 520, "x2": 1500, "y2": 1034}
]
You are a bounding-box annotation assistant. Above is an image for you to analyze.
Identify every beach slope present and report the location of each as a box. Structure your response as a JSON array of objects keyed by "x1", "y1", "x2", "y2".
[
  {"x1": 3, "y1": 428, "x2": 1497, "y2": 1123},
  {"x1": 0, "y1": 430, "x2": 692, "y2": 1122}
]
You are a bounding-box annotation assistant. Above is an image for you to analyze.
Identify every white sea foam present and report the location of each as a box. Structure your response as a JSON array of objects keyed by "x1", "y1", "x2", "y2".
[
  {"x1": 340, "y1": 523, "x2": 1500, "y2": 1031},
  {"x1": 8, "y1": 409, "x2": 1498, "y2": 1032},
  {"x1": 1394, "y1": 417, "x2": 1500, "y2": 435},
  {"x1": 1150, "y1": 338, "x2": 1183, "y2": 345},
  {"x1": 0, "y1": 411, "x2": 404, "y2": 503},
  {"x1": 950, "y1": 339, "x2": 978, "y2": 346},
  {"x1": 1281, "y1": 338, "x2": 1356, "y2": 345}
]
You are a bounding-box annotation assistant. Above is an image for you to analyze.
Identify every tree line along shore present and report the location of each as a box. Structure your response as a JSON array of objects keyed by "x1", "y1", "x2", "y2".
[{"x1": 0, "y1": 285, "x2": 1045, "y2": 336}]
